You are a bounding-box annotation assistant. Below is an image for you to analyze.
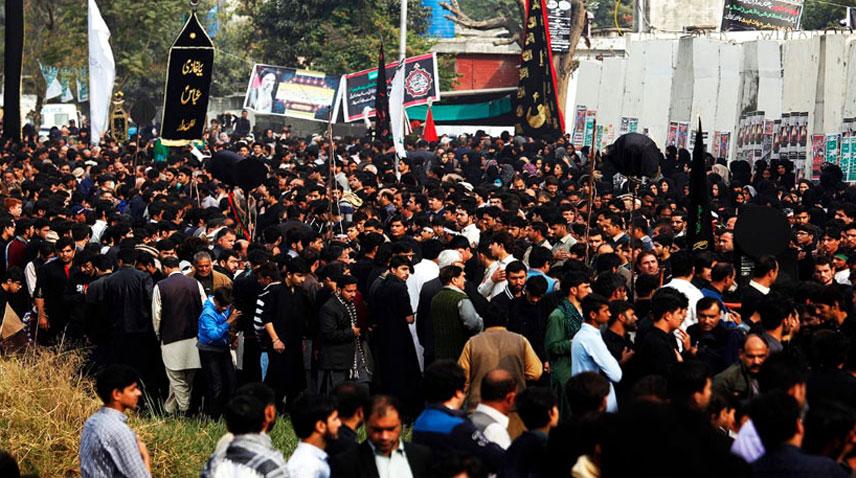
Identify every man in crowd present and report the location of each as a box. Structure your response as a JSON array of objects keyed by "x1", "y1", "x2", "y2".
[
  {"x1": 80, "y1": 365, "x2": 151, "y2": 478},
  {"x1": 330, "y1": 395, "x2": 433, "y2": 478},
  {"x1": 412, "y1": 360, "x2": 505, "y2": 473},
  {"x1": 151, "y1": 256, "x2": 206, "y2": 415},
  {"x1": 287, "y1": 393, "x2": 340, "y2": 478}
]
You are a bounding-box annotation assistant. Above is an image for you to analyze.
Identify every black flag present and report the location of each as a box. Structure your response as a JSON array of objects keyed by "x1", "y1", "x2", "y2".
[
  {"x1": 160, "y1": 10, "x2": 215, "y2": 146},
  {"x1": 514, "y1": 0, "x2": 564, "y2": 140},
  {"x1": 3, "y1": 0, "x2": 24, "y2": 142},
  {"x1": 688, "y1": 119, "x2": 714, "y2": 252},
  {"x1": 373, "y1": 42, "x2": 391, "y2": 142}
]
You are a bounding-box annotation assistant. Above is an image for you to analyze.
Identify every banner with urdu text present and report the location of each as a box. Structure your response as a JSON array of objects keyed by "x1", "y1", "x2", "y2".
[{"x1": 342, "y1": 52, "x2": 440, "y2": 123}]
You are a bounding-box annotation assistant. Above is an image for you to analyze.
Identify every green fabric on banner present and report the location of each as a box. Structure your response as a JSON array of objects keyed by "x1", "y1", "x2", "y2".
[{"x1": 407, "y1": 96, "x2": 512, "y2": 122}]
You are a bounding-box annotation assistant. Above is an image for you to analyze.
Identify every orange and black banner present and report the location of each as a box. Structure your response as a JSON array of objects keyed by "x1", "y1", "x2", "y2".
[
  {"x1": 161, "y1": 11, "x2": 214, "y2": 146},
  {"x1": 515, "y1": 0, "x2": 565, "y2": 141}
]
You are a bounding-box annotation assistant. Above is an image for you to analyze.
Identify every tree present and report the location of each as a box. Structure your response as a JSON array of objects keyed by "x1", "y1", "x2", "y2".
[
  {"x1": 246, "y1": 0, "x2": 456, "y2": 89},
  {"x1": 801, "y1": 0, "x2": 855, "y2": 30},
  {"x1": 441, "y1": 0, "x2": 587, "y2": 114}
]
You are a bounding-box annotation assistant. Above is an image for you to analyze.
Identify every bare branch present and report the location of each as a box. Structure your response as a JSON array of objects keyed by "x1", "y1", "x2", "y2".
[
  {"x1": 493, "y1": 33, "x2": 520, "y2": 46},
  {"x1": 441, "y1": 1, "x2": 513, "y2": 30}
]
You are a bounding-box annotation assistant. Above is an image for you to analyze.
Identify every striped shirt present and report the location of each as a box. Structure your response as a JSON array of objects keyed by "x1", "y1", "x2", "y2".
[{"x1": 253, "y1": 282, "x2": 281, "y2": 347}]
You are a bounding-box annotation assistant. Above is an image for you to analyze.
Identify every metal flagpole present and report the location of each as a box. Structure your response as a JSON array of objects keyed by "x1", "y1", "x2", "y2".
[{"x1": 395, "y1": 0, "x2": 407, "y2": 180}]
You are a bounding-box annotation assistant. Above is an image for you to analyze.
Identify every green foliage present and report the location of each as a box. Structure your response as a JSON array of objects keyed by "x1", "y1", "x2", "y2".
[
  {"x1": 457, "y1": 0, "x2": 521, "y2": 22},
  {"x1": 247, "y1": 0, "x2": 457, "y2": 90},
  {"x1": 588, "y1": 0, "x2": 634, "y2": 30},
  {"x1": 801, "y1": 0, "x2": 856, "y2": 30}
]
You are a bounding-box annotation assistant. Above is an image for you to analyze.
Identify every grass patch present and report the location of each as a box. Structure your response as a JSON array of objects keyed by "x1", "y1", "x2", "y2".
[{"x1": 0, "y1": 348, "x2": 299, "y2": 477}]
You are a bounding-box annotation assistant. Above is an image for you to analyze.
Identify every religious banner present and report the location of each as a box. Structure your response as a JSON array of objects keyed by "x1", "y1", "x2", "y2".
[
  {"x1": 667, "y1": 122, "x2": 678, "y2": 147},
  {"x1": 160, "y1": 10, "x2": 215, "y2": 146},
  {"x1": 583, "y1": 110, "x2": 596, "y2": 148},
  {"x1": 515, "y1": 0, "x2": 565, "y2": 140},
  {"x1": 721, "y1": 0, "x2": 804, "y2": 31},
  {"x1": 688, "y1": 120, "x2": 713, "y2": 252},
  {"x1": 244, "y1": 64, "x2": 339, "y2": 121},
  {"x1": 547, "y1": 0, "x2": 572, "y2": 52},
  {"x1": 342, "y1": 53, "x2": 440, "y2": 123}
]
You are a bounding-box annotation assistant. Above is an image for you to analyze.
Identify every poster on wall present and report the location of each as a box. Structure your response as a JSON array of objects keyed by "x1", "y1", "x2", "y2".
[
  {"x1": 712, "y1": 131, "x2": 721, "y2": 157},
  {"x1": 811, "y1": 135, "x2": 825, "y2": 180},
  {"x1": 668, "y1": 122, "x2": 678, "y2": 147},
  {"x1": 826, "y1": 133, "x2": 841, "y2": 166},
  {"x1": 583, "y1": 110, "x2": 597, "y2": 148},
  {"x1": 721, "y1": 0, "x2": 804, "y2": 32},
  {"x1": 243, "y1": 64, "x2": 340, "y2": 121},
  {"x1": 342, "y1": 52, "x2": 440, "y2": 122},
  {"x1": 628, "y1": 118, "x2": 639, "y2": 133},
  {"x1": 677, "y1": 122, "x2": 689, "y2": 150},
  {"x1": 573, "y1": 105, "x2": 587, "y2": 146},
  {"x1": 720, "y1": 132, "x2": 731, "y2": 161}
]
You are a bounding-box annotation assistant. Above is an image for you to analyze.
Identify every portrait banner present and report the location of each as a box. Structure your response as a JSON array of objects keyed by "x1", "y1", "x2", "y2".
[{"x1": 244, "y1": 64, "x2": 340, "y2": 121}]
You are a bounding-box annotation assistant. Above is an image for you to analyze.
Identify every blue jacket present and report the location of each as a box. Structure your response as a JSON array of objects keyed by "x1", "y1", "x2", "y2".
[
  {"x1": 412, "y1": 404, "x2": 505, "y2": 472},
  {"x1": 197, "y1": 298, "x2": 231, "y2": 349}
]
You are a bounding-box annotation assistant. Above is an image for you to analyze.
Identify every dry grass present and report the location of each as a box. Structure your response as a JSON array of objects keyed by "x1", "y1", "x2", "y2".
[{"x1": 0, "y1": 348, "x2": 298, "y2": 477}]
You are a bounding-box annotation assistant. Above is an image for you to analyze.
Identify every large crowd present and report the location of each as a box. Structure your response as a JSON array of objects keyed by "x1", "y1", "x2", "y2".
[{"x1": 0, "y1": 110, "x2": 854, "y2": 478}]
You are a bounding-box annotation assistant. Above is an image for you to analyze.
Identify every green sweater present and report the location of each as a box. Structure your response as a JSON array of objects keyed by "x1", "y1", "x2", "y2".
[
  {"x1": 545, "y1": 298, "x2": 582, "y2": 401},
  {"x1": 431, "y1": 287, "x2": 470, "y2": 361}
]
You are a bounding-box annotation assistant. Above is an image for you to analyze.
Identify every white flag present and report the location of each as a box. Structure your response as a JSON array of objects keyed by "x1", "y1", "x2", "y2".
[
  {"x1": 390, "y1": 63, "x2": 407, "y2": 159},
  {"x1": 88, "y1": 0, "x2": 114, "y2": 145}
]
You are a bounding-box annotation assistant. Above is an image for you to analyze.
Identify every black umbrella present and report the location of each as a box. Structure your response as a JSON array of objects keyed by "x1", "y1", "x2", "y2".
[
  {"x1": 207, "y1": 151, "x2": 267, "y2": 191},
  {"x1": 602, "y1": 132, "x2": 661, "y2": 179}
]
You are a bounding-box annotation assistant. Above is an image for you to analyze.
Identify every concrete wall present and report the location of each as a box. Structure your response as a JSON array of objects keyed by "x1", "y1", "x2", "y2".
[{"x1": 566, "y1": 33, "x2": 856, "y2": 174}]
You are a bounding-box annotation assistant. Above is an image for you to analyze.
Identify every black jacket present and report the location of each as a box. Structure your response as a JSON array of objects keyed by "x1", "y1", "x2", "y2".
[
  {"x1": 318, "y1": 295, "x2": 357, "y2": 370},
  {"x1": 330, "y1": 440, "x2": 433, "y2": 478},
  {"x1": 97, "y1": 266, "x2": 154, "y2": 336}
]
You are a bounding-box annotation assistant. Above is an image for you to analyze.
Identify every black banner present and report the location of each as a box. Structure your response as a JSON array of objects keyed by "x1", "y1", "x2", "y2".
[
  {"x1": 161, "y1": 12, "x2": 214, "y2": 146},
  {"x1": 342, "y1": 53, "x2": 439, "y2": 122},
  {"x1": 374, "y1": 43, "x2": 391, "y2": 141},
  {"x1": 515, "y1": 0, "x2": 565, "y2": 140},
  {"x1": 721, "y1": 0, "x2": 803, "y2": 31},
  {"x1": 688, "y1": 120, "x2": 714, "y2": 252},
  {"x1": 3, "y1": 0, "x2": 24, "y2": 142}
]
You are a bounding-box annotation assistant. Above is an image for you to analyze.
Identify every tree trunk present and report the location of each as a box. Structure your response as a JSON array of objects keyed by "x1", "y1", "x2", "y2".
[{"x1": 552, "y1": 0, "x2": 587, "y2": 129}]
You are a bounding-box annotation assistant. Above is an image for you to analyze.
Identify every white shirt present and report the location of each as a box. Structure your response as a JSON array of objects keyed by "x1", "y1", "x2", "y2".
[
  {"x1": 151, "y1": 272, "x2": 207, "y2": 371},
  {"x1": 461, "y1": 223, "x2": 481, "y2": 247},
  {"x1": 368, "y1": 440, "x2": 413, "y2": 478},
  {"x1": 474, "y1": 403, "x2": 511, "y2": 449},
  {"x1": 663, "y1": 277, "x2": 703, "y2": 330},
  {"x1": 478, "y1": 254, "x2": 516, "y2": 300},
  {"x1": 287, "y1": 442, "x2": 329, "y2": 478},
  {"x1": 407, "y1": 259, "x2": 440, "y2": 314},
  {"x1": 748, "y1": 280, "x2": 770, "y2": 295},
  {"x1": 731, "y1": 419, "x2": 764, "y2": 463}
]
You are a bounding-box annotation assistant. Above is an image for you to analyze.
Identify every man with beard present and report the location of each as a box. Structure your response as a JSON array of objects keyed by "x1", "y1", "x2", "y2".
[
  {"x1": 318, "y1": 275, "x2": 371, "y2": 393},
  {"x1": 489, "y1": 260, "x2": 527, "y2": 309},
  {"x1": 713, "y1": 334, "x2": 769, "y2": 403},
  {"x1": 603, "y1": 300, "x2": 637, "y2": 365},
  {"x1": 287, "y1": 393, "x2": 341, "y2": 478},
  {"x1": 687, "y1": 298, "x2": 743, "y2": 375},
  {"x1": 370, "y1": 255, "x2": 422, "y2": 420},
  {"x1": 259, "y1": 258, "x2": 312, "y2": 412}
]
